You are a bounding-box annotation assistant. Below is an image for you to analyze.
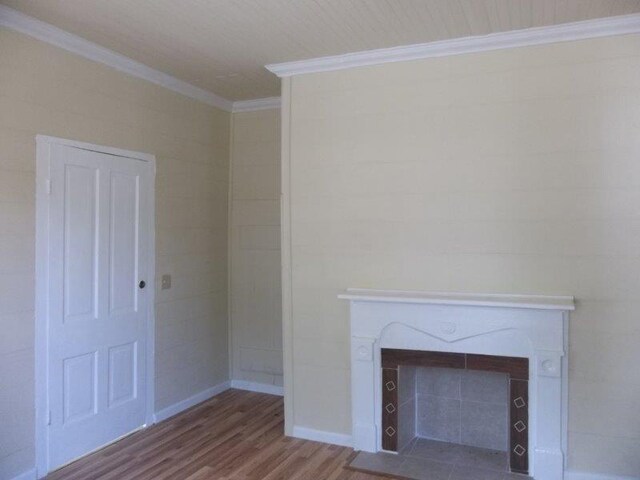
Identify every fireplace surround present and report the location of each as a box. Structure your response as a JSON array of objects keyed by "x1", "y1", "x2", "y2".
[{"x1": 339, "y1": 289, "x2": 574, "y2": 480}]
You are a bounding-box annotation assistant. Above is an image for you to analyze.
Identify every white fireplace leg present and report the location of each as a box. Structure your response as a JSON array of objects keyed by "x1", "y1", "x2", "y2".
[
  {"x1": 351, "y1": 337, "x2": 377, "y2": 452},
  {"x1": 533, "y1": 351, "x2": 565, "y2": 480}
]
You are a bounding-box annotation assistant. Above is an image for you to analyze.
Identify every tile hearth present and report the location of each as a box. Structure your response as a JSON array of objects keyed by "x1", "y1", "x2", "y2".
[{"x1": 349, "y1": 438, "x2": 533, "y2": 480}]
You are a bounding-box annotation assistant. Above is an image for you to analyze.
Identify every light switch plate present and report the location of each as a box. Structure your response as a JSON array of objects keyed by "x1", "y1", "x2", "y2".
[{"x1": 161, "y1": 274, "x2": 171, "y2": 290}]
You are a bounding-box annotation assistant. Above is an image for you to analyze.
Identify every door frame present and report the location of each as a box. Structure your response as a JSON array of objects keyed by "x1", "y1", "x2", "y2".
[{"x1": 35, "y1": 135, "x2": 156, "y2": 477}]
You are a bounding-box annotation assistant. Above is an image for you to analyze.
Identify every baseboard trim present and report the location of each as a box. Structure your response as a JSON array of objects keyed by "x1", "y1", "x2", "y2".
[
  {"x1": 230, "y1": 380, "x2": 284, "y2": 396},
  {"x1": 565, "y1": 471, "x2": 640, "y2": 480},
  {"x1": 291, "y1": 425, "x2": 353, "y2": 448},
  {"x1": 10, "y1": 468, "x2": 37, "y2": 480},
  {"x1": 154, "y1": 381, "x2": 231, "y2": 423}
]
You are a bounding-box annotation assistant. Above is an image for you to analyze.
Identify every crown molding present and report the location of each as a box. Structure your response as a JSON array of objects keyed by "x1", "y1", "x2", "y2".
[
  {"x1": 0, "y1": 5, "x2": 278, "y2": 113},
  {"x1": 0, "y1": 4, "x2": 236, "y2": 111},
  {"x1": 266, "y1": 13, "x2": 640, "y2": 77},
  {"x1": 232, "y1": 96, "x2": 281, "y2": 113}
]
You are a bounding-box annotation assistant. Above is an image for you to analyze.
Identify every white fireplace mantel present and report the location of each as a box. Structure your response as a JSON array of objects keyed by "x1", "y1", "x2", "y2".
[
  {"x1": 339, "y1": 289, "x2": 575, "y2": 311},
  {"x1": 340, "y1": 288, "x2": 575, "y2": 480}
]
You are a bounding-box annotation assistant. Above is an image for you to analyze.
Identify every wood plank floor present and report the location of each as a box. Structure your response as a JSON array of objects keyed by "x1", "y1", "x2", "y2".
[{"x1": 47, "y1": 389, "x2": 386, "y2": 480}]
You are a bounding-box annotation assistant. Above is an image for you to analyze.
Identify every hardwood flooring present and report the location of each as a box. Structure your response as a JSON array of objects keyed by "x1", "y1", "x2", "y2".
[{"x1": 47, "y1": 389, "x2": 385, "y2": 480}]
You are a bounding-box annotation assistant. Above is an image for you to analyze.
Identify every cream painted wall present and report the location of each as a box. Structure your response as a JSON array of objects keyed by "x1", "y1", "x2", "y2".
[
  {"x1": 229, "y1": 109, "x2": 282, "y2": 387},
  {"x1": 283, "y1": 34, "x2": 640, "y2": 477},
  {"x1": 0, "y1": 28, "x2": 230, "y2": 479}
]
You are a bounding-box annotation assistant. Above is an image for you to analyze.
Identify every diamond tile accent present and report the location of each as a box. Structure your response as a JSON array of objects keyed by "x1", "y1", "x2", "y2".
[
  {"x1": 513, "y1": 444, "x2": 526, "y2": 457},
  {"x1": 513, "y1": 396, "x2": 526, "y2": 408},
  {"x1": 385, "y1": 403, "x2": 396, "y2": 414},
  {"x1": 385, "y1": 426, "x2": 396, "y2": 437},
  {"x1": 385, "y1": 381, "x2": 396, "y2": 391},
  {"x1": 514, "y1": 420, "x2": 527, "y2": 433}
]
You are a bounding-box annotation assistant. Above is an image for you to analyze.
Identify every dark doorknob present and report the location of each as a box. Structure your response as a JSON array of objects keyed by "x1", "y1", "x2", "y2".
[{"x1": 139, "y1": 280, "x2": 146, "y2": 289}]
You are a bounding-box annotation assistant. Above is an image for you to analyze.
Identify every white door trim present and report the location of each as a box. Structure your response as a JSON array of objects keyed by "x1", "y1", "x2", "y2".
[{"x1": 35, "y1": 135, "x2": 156, "y2": 478}]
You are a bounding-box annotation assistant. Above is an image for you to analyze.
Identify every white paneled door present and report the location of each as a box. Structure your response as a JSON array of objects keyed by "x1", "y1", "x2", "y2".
[{"x1": 44, "y1": 142, "x2": 152, "y2": 471}]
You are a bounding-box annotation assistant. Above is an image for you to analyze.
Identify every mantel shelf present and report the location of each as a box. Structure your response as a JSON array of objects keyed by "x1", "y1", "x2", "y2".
[{"x1": 338, "y1": 288, "x2": 575, "y2": 311}]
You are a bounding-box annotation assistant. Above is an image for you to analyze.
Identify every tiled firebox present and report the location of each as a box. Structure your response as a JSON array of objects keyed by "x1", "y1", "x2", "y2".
[
  {"x1": 412, "y1": 368, "x2": 509, "y2": 451},
  {"x1": 381, "y1": 349, "x2": 529, "y2": 474},
  {"x1": 339, "y1": 289, "x2": 574, "y2": 480}
]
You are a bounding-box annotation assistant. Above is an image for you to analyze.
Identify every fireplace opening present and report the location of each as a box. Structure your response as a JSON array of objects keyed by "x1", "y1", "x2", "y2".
[
  {"x1": 349, "y1": 349, "x2": 531, "y2": 478},
  {"x1": 397, "y1": 366, "x2": 510, "y2": 452}
]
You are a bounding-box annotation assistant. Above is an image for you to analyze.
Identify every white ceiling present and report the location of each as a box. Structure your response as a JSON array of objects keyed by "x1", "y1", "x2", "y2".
[{"x1": 2, "y1": 0, "x2": 640, "y2": 101}]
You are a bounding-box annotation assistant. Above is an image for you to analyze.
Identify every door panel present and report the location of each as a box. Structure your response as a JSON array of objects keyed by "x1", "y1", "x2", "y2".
[
  {"x1": 109, "y1": 172, "x2": 139, "y2": 314},
  {"x1": 48, "y1": 144, "x2": 150, "y2": 470},
  {"x1": 63, "y1": 164, "x2": 99, "y2": 321},
  {"x1": 108, "y1": 342, "x2": 137, "y2": 407},
  {"x1": 63, "y1": 351, "x2": 98, "y2": 423}
]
